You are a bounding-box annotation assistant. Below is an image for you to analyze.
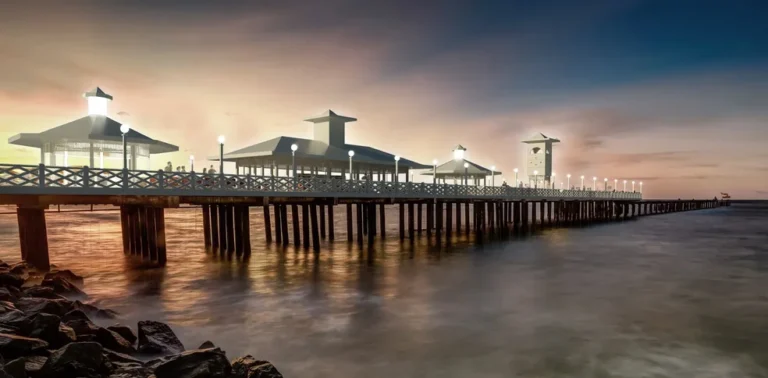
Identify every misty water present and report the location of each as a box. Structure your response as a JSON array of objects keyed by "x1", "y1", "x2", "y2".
[{"x1": 1, "y1": 203, "x2": 767, "y2": 377}]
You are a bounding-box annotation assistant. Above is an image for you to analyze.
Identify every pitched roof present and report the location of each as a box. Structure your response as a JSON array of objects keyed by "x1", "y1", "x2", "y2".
[
  {"x1": 422, "y1": 158, "x2": 501, "y2": 176},
  {"x1": 8, "y1": 115, "x2": 178, "y2": 154},
  {"x1": 304, "y1": 110, "x2": 357, "y2": 123},
  {"x1": 453, "y1": 144, "x2": 467, "y2": 151},
  {"x1": 83, "y1": 87, "x2": 113, "y2": 100}
]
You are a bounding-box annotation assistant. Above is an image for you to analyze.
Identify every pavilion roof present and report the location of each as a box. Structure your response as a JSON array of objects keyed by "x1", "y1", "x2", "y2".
[
  {"x1": 8, "y1": 115, "x2": 178, "y2": 154},
  {"x1": 422, "y1": 158, "x2": 501, "y2": 177},
  {"x1": 210, "y1": 136, "x2": 430, "y2": 169}
]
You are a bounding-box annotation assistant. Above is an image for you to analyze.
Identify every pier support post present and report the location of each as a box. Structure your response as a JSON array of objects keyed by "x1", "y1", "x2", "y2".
[
  {"x1": 426, "y1": 202, "x2": 433, "y2": 237},
  {"x1": 16, "y1": 206, "x2": 50, "y2": 271},
  {"x1": 346, "y1": 204, "x2": 353, "y2": 242},
  {"x1": 379, "y1": 203, "x2": 386, "y2": 238},
  {"x1": 155, "y1": 208, "x2": 167, "y2": 265},
  {"x1": 456, "y1": 202, "x2": 461, "y2": 234},
  {"x1": 310, "y1": 204, "x2": 320, "y2": 251},
  {"x1": 303, "y1": 204, "x2": 310, "y2": 248},
  {"x1": 408, "y1": 202, "x2": 415, "y2": 240},
  {"x1": 465, "y1": 202, "x2": 471, "y2": 235},
  {"x1": 328, "y1": 204, "x2": 335, "y2": 241},
  {"x1": 445, "y1": 202, "x2": 452, "y2": 240},
  {"x1": 263, "y1": 205, "x2": 272, "y2": 243},
  {"x1": 280, "y1": 205, "x2": 289, "y2": 245},
  {"x1": 368, "y1": 203, "x2": 376, "y2": 245},
  {"x1": 241, "y1": 206, "x2": 251, "y2": 257},
  {"x1": 436, "y1": 201, "x2": 443, "y2": 241},
  {"x1": 357, "y1": 203, "x2": 364, "y2": 245},
  {"x1": 319, "y1": 204, "x2": 326, "y2": 239},
  {"x1": 202, "y1": 205, "x2": 211, "y2": 248},
  {"x1": 211, "y1": 205, "x2": 220, "y2": 251},
  {"x1": 292, "y1": 204, "x2": 301, "y2": 247},
  {"x1": 417, "y1": 203, "x2": 423, "y2": 233},
  {"x1": 234, "y1": 205, "x2": 244, "y2": 256},
  {"x1": 399, "y1": 203, "x2": 405, "y2": 241},
  {"x1": 273, "y1": 204, "x2": 282, "y2": 245},
  {"x1": 146, "y1": 207, "x2": 158, "y2": 261}
]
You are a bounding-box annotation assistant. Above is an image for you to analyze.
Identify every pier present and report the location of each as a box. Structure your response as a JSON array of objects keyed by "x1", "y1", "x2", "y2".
[{"x1": 0, "y1": 163, "x2": 723, "y2": 271}]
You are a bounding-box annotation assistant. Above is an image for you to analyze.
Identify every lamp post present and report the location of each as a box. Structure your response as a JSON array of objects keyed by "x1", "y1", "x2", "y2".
[
  {"x1": 604, "y1": 178, "x2": 608, "y2": 191},
  {"x1": 432, "y1": 159, "x2": 438, "y2": 184},
  {"x1": 551, "y1": 172, "x2": 556, "y2": 189},
  {"x1": 592, "y1": 176, "x2": 597, "y2": 191},
  {"x1": 639, "y1": 182, "x2": 643, "y2": 193},
  {"x1": 580, "y1": 175, "x2": 585, "y2": 190},
  {"x1": 394, "y1": 155, "x2": 400, "y2": 183},
  {"x1": 291, "y1": 144, "x2": 298, "y2": 189},
  {"x1": 348, "y1": 150, "x2": 355, "y2": 180},
  {"x1": 120, "y1": 124, "x2": 130, "y2": 171},
  {"x1": 189, "y1": 155, "x2": 195, "y2": 172},
  {"x1": 632, "y1": 180, "x2": 636, "y2": 192},
  {"x1": 463, "y1": 162, "x2": 469, "y2": 186},
  {"x1": 490, "y1": 165, "x2": 495, "y2": 187},
  {"x1": 514, "y1": 168, "x2": 519, "y2": 187},
  {"x1": 533, "y1": 170, "x2": 539, "y2": 188},
  {"x1": 623, "y1": 180, "x2": 627, "y2": 192},
  {"x1": 614, "y1": 178, "x2": 618, "y2": 191},
  {"x1": 217, "y1": 135, "x2": 225, "y2": 174},
  {"x1": 560, "y1": 182, "x2": 564, "y2": 190},
  {"x1": 567, "y1": 174, "x2": 571, "y2": 190}
]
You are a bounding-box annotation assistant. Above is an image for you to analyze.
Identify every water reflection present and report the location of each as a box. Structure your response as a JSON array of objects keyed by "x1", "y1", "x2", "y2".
[{"x1": 1, "y1": 204, "x2": 767, "y2": 377}]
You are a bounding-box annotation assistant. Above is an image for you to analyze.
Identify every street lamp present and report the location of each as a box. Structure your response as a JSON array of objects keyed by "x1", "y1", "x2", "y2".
[
  {"x1": 291, "y1": 143, "x2": 298, "y2": 189},
  {"x1": 533, "y1": 170, "x2": 539, "y2": 188},
  {"x1": 348, "y1": 150, "x2": 355, "y2": 180},
  {"x1": 119, "y1": 124, "x2": 130, "y2": 171},
  {"x1": 614, "y1": 178, "x2": 618, "y2": 191},
  {"x1": 432, "y1": 159, "x2": 438, "y2": 184},
  {"x1": 394, "y1": 155, "x2": 400, "y2": 183},
  {"x1": 189, "y1": 155, "x2": 195, "y2": 172},
  {"x1": 567, "y1": 174, "x2": 571, "y2": 190},
  {"x1": 604, "y1": 178, "x2": 608, "y2": 191},
  {"x1": 623, "y1": 180, "x2": 627, "y2": 192},
  {"x1": 217, "y1": 135, "x2": 225, "y2": 174},
  {"x1": 580, "y1": 175, "x2": 585, "y2": 190},
  {"x1": 639, "y1": 182, "x2": 643, "y2": 193},
  {"x1": 632, "y1": 180, "x2": 636, "y2": 192},
  {"x1": 592, "y1": 176, "x2": 597, "y2": 190},
  {"x1": 490, "y1": 165, "x2": 496, "y2": 187},
  {"x1": 514, "y1": 168, "x2": 519, "y2": 187},
  {"x1": 551, "y1": 172, "x2": 556, "y2": 189},
  {"x1": 463, "y1": 162, "x2": 469, "y2": 186},
  {"x1": 560, "y1": 182, "x2": 564, "y2": 190}
]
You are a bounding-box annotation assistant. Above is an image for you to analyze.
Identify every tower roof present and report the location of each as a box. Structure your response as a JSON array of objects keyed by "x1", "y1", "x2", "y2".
[
  {"x1": 522, "y1": 132, "x2": 560, "y2": 143},
  {"x1": 304, "y1": 109, "x2": 357, "y2": 123},
  {"x1": 83, "y1": 87, "x2": 113, "y2": 101},
  {"x1": 453, "y1": 144, "x2": 467, "y2": 151}
]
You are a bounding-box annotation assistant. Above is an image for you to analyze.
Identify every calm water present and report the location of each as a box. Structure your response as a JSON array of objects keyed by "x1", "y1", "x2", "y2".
[{"x1": 1, "y1": 203, "x2": 768, "y2": 377}]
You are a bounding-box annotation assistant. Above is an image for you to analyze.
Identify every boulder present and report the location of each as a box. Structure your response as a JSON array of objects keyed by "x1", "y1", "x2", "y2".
[
  {"x1": 96, "y1": 327, "x2": 135, "y2": 355},
  {"x1": 23, "y1": 356, "x2": 47, "y2": 376},
  {"x1": 57, "y1": 323, "x2": 77, "y2": 345},
  {"x1": 41, "y1": 277, "x2": 86, "y2": 298},
  {"x1": 0, "y1": 287, "x2": 20, "y2": 302},
  {"x1": 108, "y1": 324, "x2": 137, "y2": 345},
  {"x1": 104, "y1": 349, "x2": 143, "y2": 365},
  {"x1": 22, "y1": 313, "x2": 60, "y2": 344},
  {"x1": 198, "y1": 340, "x2": 215, "y2": 349},
  {"x1": 62, "y1": 309, "x2": 90, "y2": 322},
  {"x1": 38, "y1": 342, "x2": 104, "y2": 378},
  {"x1": 8, "y1": 263, "x2": 27, "y2": 277},
  {"x1": 0, "y1": 272, "x2": 24, "y2": 289},
  {"x1": 0, "y1": 333, "x2": 48, "y2": 359},
  {"x1": 0, "y1": 301, "x2": 27, "y2": 327},
  {"x1": 231, "y1": 355, "x2": 283, "y2": 378},
  {"x1": 63, "y1": 318, "x2": 100, "y2": 338},
  {"x1": 154, "y1": 348, "x2": 231, "y2": 378},
  {"x1": 4, "y1": 358, "x2": 26, "y2": 378},
  {"x1": 70, "y1": 300, "x2": 117, "y2": 319},
  {"x1": 43, "y1": 270, "x2": 84, "y2": 286},
  {"x1": 13, "y1": 298, "x2": 72, "y2": 317},
  {"x1": 108, "y1": 365, "x2": 152, "y2": 378},
  {"x1": 136, "y1": 321, "x2": 184, "y2": 356},
  {"x1": 0, "y1": 259, "x2": 7, "y2": 268},
  {"x1": 21, "y1": 286, "x2": 66, "y2": 300}
]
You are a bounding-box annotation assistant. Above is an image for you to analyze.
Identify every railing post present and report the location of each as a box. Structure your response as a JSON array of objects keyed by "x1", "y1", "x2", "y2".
[
  {"x1": 190, "y1": 171, "x2": 196, "y2": 190},
  {"x1": 158, "y1": 170, "x2": 165, "y2": 189},
  {"x1": 82, "y1": 166, "x2": 90, "y2": 188},
  {"x1": 122, "y1": 168, "x2": 128, "y2": 189},
  {"x1": 38, "y1": 164, "x2": 45, "y2": 188}
]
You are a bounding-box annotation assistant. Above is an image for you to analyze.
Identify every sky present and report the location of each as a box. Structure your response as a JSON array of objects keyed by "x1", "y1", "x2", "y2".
[{"x1": 1, "y1": 0, "x2": 767, "y2": 199}]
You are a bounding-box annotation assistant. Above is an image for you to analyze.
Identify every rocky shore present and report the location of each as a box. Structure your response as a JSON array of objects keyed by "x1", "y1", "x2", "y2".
[{"x1": 0, "y1": 259, "x2": 282, "y2": 378}]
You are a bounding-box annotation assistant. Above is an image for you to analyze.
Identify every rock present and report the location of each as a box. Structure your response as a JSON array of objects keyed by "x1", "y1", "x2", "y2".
[
  {"x1": 63, "y1": 318, "x2": 100, "y2": 338},
  {"x1": 8, "y1": 263, "x2": 27, "y2": 277},
  {"x1": 41, "y1": 277, "x2": 86, "y2": 298},
  {"x1": 0, "y1": 287, "x2": 20, "y2": 302},
  {"x1": 0, "y1": 259, "x2": 7, "y2": 268},
  {"x1": 231, "y1": 355, "x2": 283, "y2": 378},
  {"x1": 0, "y1": 333, "x2": 48, "y2": 359},
  {"x1": 21, "y1": 286, "x2": 66, "y2": 300},
  {"x1": 154, "y1": 348, "x2": 231, "y2": 378},
  {"x1": 13, "y1": 298, "x2": 72, "y2": 317},
  {"x1": 23, "y1": 355, "x2": 47, "y2": 376},
  {"x1": 0, "y1": 272, "x2": 24, "y2": 289},
  {"x1": 96, "y1": 327, "x2": 135, "y2": 355},
  {"x1": 104, "y1": 349, "x2": 143, "y2": 365},
  {"x1": 136, "y1": 321, "x2": 184, "y2": 356},
  {"x1": 3, "y1": 358, "x2": 26, "y2": 378},
  {"x1": 0, "y1": 301, "x2": 27, "y2": 328},
  {"x1": 62, "y1": 309, "x2": 90, "y2": 322},
  {"x1": 198, "y1": 341, "x2": 215, "y2": 349},
  {"x1": 38, "y1": 342, "x2": 104, "y2": 378},
  {"x1": 57, "y1": 323, "x2": 77, "y2": 345},
  {"x1": 70, "y1": 300, "x2": 117, "y2": 319},
  {"x1": 43, "y1": 270, "x2": 83, "y2": 286},
  {"x1": 108, "y1": 324, "x2": 137, "y2": 345},
  {"x1": 22, "y1": 313, "x2": 60, "y2": 345},
  {"x1": 108, "y1": 365, "x2": 152, "y2": 378}
]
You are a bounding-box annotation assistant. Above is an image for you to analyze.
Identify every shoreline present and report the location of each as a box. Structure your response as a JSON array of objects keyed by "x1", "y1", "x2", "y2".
[{"x1": 1, "y1": 259, "x2": 283, "y2": 378}]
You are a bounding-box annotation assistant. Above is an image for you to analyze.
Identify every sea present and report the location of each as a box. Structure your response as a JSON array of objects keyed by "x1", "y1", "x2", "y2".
[{"x1": 1, "y1": 202, "x2": 767, "y2": 378}]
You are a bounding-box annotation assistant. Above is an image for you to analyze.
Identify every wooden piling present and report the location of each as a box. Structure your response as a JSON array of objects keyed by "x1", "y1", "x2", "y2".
[
  {"x1": 120, "y1": 206, "x2": 130, "y2": 254},
  {"x1": 146, "y1": 207, "x2": 158, "y2": 261},
  {"x1": 211, "y1": 205, "x2": 220, "y2": 250},
  {"x1": 446, "y1": 202, "x2": 453, "y2": 240},
  {"x1": 399, "y1": 203, "x2": 405, "y2": 241},
  {"x1": 379, "y1": 203, "x2": 386, "y2": 238},
  {"x1": 302, "y1": 204, "x2": 310, "y2": 248},
  {"x1": 319, "y1": 204, "x2": 326, "y2": 239},
  {"x1": 263, "y1": 204, "x2": 272, "y2": 243},
  {"x1": 435, "y1": 201, "x2": 443, "y2": 241},
  {"x1": 16, "y1": 206, "x2": 50, "y2": 271},
  {"x1": 292, "y1": 204, "x2": 300, "y2": 247},
  {"x1": 273, "y1": 204, "x2": 282, "y2": 245},
  {"x1": 310, "y1": 204, "x2": 320, "y2": 250},
  {"x1": 368, "y1": 203, "x2": 376, "y2": 245},
  {"x1": 234, "y1": 205, "x2": 244, "y2": 256},
  {"x1": 356, "y1": 203, "x2": 364, "y2": 244},
  {"x1": 455, "y1": 202, "x2": 461, "y2": 234},
  {"x1": 228, "y1": 205, "x2": 238, "y2": 253},
  {"x1": 465, "y1": 202, "x2": 471, "y2": 235},
  {"x1": 241, "y1": 206, "x2": 251, "y2": 257},
  {"x1": 280, "y1": 204, "x2": 289, "y2": 245},
  {"x1": 202, "y1": 205, "x2": 211, "y2": 248},
  {"x1": 155, "y1": 208, "x2": 167, "y2": 265},
  {"x1": 346, "y1": 204, "x2": 353, "y2": 242},
  {"x1": 426, "y1": 202, "x2": 433, "y2": 237},
  {"x1": 328, "y1": 204, "x2": 335, "y2": 241},
  {"x1": 408, "y1": 202, "x2": 415, "y2": 240}
]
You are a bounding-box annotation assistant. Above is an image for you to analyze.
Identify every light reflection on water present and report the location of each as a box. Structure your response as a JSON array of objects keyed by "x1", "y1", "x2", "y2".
[{"x1": 1, "y1": 203, "x2": 768, "y2": 377}]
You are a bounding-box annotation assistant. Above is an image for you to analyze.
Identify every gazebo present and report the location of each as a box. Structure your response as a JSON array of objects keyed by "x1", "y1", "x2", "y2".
[
  {"x1": 8, "y1": 87, "x2": 178, "y2": 170},
  {"x1": 423, "y1": 145, "x2": 502, "y2": 186},
  {"x1": 211, "y1": 110, "x2": 430, "y2": 181}
]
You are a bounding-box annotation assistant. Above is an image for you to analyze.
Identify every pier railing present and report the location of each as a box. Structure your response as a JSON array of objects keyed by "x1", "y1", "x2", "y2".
[{"x1": 0, "y1": 164, "x2": 642, "y2": 200}]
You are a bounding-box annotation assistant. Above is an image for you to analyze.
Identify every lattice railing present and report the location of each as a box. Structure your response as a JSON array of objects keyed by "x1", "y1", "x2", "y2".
[{"x1": 0, "y1": 164, "x2": 643, "y2": 200}]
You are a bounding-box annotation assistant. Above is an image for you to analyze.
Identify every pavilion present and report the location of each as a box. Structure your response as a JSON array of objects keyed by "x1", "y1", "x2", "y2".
[
  {"x1": 422, "y1": 145, "x2": 502, "y2": 186},
  {"x1": 211, "y1": 110, "x2": 430, "y2": 181},
  {"x1": 8, "y1": 87, "x2": 178, "y2": 170}
]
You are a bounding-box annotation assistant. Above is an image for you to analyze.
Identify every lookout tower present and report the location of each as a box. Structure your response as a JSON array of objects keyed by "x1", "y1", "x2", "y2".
[
  {"x1": 522, "y1": 133, "x2": 560, "y2": 186},
  {"x1": 305, "y1": 110, "x2": 357, "y2": 148}
]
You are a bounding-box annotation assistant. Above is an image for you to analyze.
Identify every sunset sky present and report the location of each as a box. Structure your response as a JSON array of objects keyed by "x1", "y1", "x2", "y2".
[{"x1": 1, "y1": 1, "x2": 766, "y2": 199}]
